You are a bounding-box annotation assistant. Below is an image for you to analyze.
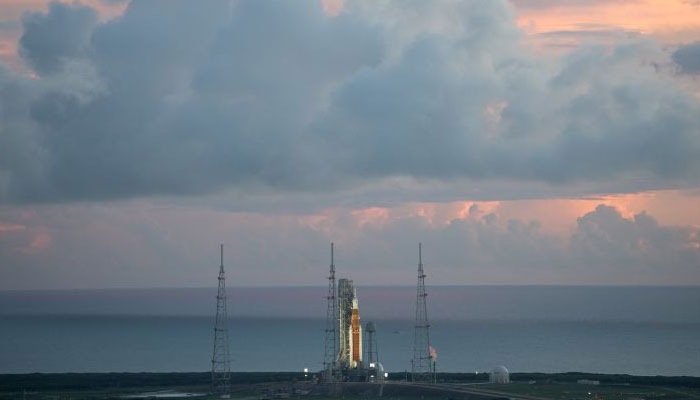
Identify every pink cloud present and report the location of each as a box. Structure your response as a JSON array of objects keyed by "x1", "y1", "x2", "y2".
[
  {"x1": 0, "y1": 223, "x2": 25, "y2": 233},
  {"x1": 0, "y1": 221, "x2": 50, "y2": 254},
  {"x1": 330, "y1": 190, "x2": 700, "y2": 237},
  {"x1": 320, "y1": 0, "x2": 344, "y2": 17},
  {"x1": 24, "y1": 231, "x2": 52, "y2": 253},
  {"x1": 350, "y1": 207, "x2": 389, "y2": 228},
  {"x1": 514, "y1": 0, "x2": 700, "y2": 44},
  {"x1": 0, "y1": 0, "x2": 126, "y2": 21}
]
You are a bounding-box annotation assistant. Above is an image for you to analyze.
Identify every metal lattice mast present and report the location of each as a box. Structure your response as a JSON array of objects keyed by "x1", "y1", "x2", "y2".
[
  {"x1": 365, "y1": 321, "x2": 381, "y2": 382},
  {"x1": 322, "y1": 242, "x2": 338, "y2": 382},
  {"x1": 412, "y1": 243, "x2": 433, "y2": 383},
  {"x1": 211, "y1": 244, "x2": 231, "y2": 395}
]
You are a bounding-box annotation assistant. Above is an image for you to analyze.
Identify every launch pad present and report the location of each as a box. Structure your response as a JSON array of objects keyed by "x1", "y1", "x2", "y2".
[
  {"x1": 321, "y1": 242, "x2": 435, "y2": 384},
  {"x1": 322, "y1": 244, "x2": 386, "y2": 383},
  {"x1": 327, "y1": 277, "x2": 385, "y2": 382}
]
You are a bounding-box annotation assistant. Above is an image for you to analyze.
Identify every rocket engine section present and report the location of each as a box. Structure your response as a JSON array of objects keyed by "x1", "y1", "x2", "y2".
[{"x1": 338, "y1": 279, "x2": 363, "y2": 369}]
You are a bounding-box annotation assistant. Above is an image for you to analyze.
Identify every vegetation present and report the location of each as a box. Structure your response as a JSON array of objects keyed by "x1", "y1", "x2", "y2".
[
  {"x1": 2, "y1": 372, "x2": 700, "y2": 400},
  {"x1": 509, "y1": 372, "x2": 700, "y2": 388},
  {"x1": 384, "y1": 372, "x2": 700, "y2": 388},
  {"x1": 0, "y1": 372, "x2": 307, "y2": 392},
  {"x1": 479, "y1": 382, "x2": 700, "y2": 400}
]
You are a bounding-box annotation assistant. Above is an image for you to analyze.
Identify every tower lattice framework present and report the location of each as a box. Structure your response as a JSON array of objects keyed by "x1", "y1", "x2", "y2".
[
  {"x1": 365, "y1": 322, "x2": 381, "y2": 382},
  {"x1": 211, "y1": 244, "x2": 231, "y2": 394},
  {"x1": 412, "y1": 243, "x2": 433, "y2": 383},
  {"x1": 322, "y1": 243, "x2": 338, "y2": 382}
]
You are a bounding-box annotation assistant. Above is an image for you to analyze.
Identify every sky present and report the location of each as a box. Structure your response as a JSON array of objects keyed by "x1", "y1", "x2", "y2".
[{"x1": 0, "y1": 0, "x2": 700, "y2": 290}]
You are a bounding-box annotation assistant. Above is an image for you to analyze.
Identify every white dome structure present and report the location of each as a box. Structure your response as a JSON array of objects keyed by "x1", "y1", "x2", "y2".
[
  {"x1": 489, "y1": 366, "x2": 510, "y2": 384},
  {"x1": 374, "y1": 362, "x2": 384, "y2": 374}
]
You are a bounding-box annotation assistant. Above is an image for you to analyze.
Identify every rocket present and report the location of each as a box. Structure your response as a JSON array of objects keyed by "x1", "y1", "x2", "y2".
[
  {"x1": 351, "y1": 289, "x2": 362, "y2": 366},
  {"x1": 337, "y1": 279, "x2": 363, "y2": 369}
]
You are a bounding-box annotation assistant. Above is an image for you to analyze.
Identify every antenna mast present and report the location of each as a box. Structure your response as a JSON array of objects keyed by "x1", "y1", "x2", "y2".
[
  {"x1": 412, "y1": 243, "x2": 433, "y2": 383},
  {"x1": 212, "y1": 244, "x2": 231, "y2": 394},
  {"x1": 322, "y1": 243, "x2": 339, "y2": 382}
]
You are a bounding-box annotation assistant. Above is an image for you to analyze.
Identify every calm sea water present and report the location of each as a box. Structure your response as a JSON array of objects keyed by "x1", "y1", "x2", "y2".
[{"x1": 0, "y1": 286, "x2": 699, "y2": 376}]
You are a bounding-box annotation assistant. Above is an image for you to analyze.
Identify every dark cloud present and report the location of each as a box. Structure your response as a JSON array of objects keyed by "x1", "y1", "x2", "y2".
[
  {"x1": 0, "y1": 0, "x2": 699, "y2": 204},
  {"x1": 19, "y1": 2, "x2": 98, "y2": 75},
  {"x1": 316, "y1": 16, "x2": 700, "y2": 184},
  {"x1": 3, "y1": 0, "x2": 383, "y2": 202},
  {"x1": 673, "y1": 41, "x2": 700, "y2": 74}
]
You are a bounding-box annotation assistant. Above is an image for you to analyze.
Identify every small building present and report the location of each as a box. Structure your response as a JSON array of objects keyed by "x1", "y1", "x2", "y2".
[{"x1": 489, "y1": 366, "x2": 510, "y2": 384}]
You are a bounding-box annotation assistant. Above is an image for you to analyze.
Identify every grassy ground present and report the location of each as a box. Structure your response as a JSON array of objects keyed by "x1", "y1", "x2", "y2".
[
  {"x1": 3, "y1": 373, "x2": 700, "y2": 400},
  {"x1": 7, "y1": 386, "x2": 700, "y2": 400},
  {"x1": 478, "y1": 382, "x2": 700, "y2": 400},
  {"x1": 0, "y1": 385, "x2": 254, "y2": 400},
  {"x1": 0, "y1": 386, "x2": 204, "y2": 400}
]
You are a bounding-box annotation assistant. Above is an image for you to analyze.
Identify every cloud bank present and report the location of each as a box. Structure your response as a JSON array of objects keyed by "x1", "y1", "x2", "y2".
[
  {"x1": 1, "y1": 201, "x2": 698, "y2": 289},
  {"x1": 0, "y1": 0, "x2": 698, "y2": 204},
  {"x1": 0, "y1": 0, "x2": 699, "y2": 289}
]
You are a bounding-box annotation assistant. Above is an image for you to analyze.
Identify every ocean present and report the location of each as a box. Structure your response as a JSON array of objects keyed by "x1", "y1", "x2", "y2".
[{"x1": 0, "y1": 286, "x2": 699, "y2": 376}]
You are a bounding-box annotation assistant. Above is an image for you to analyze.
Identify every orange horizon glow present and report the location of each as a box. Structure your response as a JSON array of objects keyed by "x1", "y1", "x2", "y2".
[
  {"x1": 0, "y1": 222, "x2": 25, "y2": 233},
  {"x1": 318, "y1": 190, "x2": 700, "y2": 237},
  {"x1": 515, "y1": 0, "x2": 700, "y2": 44}
]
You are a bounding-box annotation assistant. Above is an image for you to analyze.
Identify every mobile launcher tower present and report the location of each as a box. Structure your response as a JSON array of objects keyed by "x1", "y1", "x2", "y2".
[
  {"x1": 338, "y1": 278, "x2": 363, "y2": 370},
  {"x1": 322, "y1": 244, "x2": 382, "y2": 383}
]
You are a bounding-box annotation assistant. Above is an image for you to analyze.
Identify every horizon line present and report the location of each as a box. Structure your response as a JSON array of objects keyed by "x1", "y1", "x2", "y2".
[{"x1": 2, "y1": 283, "x2": 700, "y2": 292}]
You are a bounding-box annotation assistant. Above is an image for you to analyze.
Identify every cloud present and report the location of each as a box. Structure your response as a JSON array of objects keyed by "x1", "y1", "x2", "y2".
[
  {"x1": 0, "y1": 0, "x2": 698, "y2": 205},
  {"x1": 570, "y1": 205, "x2": 700, "y2": 280},
  {"x1": 509, "y1": 0, "x2": 625, "y2": 11},
  {"x1": 1, "y1": 201, "x2": 697, "y2": 289},
  {"x1": 321, "y1": 0, "x2": 344, "y2": 16},
  {"x1": 315, "y1": 7, "x2": 700, "y2": 184},
  {"x1": 19, "y1": 2, "x2": 98, "y2": 75},
  {"x1": 673, "y1": 40, "x2": 700, "y2": 74},
  {"x1": 1, "y1": 0, "x2": 384, "y2": 202},
  {"x1": 0, "y1": 222, "x2": 24, "y2": 232}
]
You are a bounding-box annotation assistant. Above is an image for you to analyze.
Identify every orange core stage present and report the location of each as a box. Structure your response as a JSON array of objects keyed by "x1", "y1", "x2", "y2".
[{"x1": 351, "y1": 308, "x2": 361, "y2": 363}]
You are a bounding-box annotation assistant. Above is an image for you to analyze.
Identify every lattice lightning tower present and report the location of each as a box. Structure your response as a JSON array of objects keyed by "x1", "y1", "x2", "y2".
[
  {"x1": 211, "y1": 244, "x2": 231, "y2": 395},
  {"x1": 322, "y1": 242, "x2": 338, "y2": 382},
  {"x1": 412, "y1": 243, "x2": 433, "y2": 383},
  {"x1": 365, "y1": 321, "x2": 379, "y2": 367}
]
